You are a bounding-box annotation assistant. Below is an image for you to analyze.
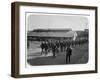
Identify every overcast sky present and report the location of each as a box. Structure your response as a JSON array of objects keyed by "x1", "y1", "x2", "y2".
[{"x1": 27, "y1": 14, "x2": 88, "y2": 31}]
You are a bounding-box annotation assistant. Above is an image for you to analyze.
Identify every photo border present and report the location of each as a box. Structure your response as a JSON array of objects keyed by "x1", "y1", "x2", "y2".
[{"x1": 11, "y1": 2, "x2": 98, "y2": 78}]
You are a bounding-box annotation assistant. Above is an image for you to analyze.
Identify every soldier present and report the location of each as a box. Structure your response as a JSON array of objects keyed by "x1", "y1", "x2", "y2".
[
  {"x1": 55, "y1": 41, "x2": 59, "y2": 53},
  {"x1": 63, "y1": 41, "x2": 66, "y2": 51},
  {"x1": 40, "y1": 41, "x2": 45, "y2": 55},
  {"x1": 60, "y1": 41, "x2": 63, "y2": 52},
  {"x1": 52, "y1": 42, "x2": 57, "y2": 58},
  {"x1": 44, "y1": 41, "x2": 48, "y2": 55},
  {"x1": 65, "y1": 45, "x2": 72, "y2": 63}
]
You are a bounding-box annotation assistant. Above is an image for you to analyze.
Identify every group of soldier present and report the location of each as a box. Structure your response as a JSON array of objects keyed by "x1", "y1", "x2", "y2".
[
  {"x1": 40, "y1": 38, "x2": 88, "y2": 63},
  {"x1": 27, "y1": 38, "x2": 88, "y2": 63}
]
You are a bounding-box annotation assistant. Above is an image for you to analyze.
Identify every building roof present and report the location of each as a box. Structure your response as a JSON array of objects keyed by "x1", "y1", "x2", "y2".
[{"x1": 28, "y1": 31, "x2": 77, "y2": 38}]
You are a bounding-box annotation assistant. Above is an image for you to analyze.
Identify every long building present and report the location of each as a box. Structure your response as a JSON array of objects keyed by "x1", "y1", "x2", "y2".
[{"x1": 27, "y1": 29, "x2": 78, "y2": 41}]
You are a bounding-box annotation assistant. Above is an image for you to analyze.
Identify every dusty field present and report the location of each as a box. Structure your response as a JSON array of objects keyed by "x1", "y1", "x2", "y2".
[{"x1": 27, "y1": 41, "x2": 88, "y2": 66}]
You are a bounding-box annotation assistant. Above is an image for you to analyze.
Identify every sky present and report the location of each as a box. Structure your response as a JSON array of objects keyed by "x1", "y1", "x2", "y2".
[{"x1": 27, "y1": 14, "x2": 89, "y2": 31}]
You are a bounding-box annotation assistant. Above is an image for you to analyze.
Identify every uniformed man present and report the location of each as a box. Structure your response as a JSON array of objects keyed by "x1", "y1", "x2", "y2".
[
  {"x1": 65, "y1": 45, "x2": 72, "y2": 63},
  {"x1": 40, "y1": 41, "x2": 45, "y2": 55}
]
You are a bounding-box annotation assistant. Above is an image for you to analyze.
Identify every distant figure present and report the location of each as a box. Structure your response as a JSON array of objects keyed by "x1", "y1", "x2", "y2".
[
  {"x1": 65, "y1": 45, "x2": 72, "y2": 63},
  {"x1": 52, "y1": 43, "x2": 57, "y2": 58},
  {"x1": 40, "y1": 42, "x2": 45, "y2": 55},
  {"x1": 60, "y1": 41, "x2": 63, "y2": 52},
  {"x1": 44, "y1": 41, "x2": 48, "y2": 55}
]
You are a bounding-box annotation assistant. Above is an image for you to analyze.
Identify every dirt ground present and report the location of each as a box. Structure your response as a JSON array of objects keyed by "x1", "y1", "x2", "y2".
[{"x1": 27, "y1": 41, "x2": 88, "y2": 66}]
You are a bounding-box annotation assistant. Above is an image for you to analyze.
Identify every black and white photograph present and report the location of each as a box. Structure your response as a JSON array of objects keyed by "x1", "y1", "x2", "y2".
[
  {"x1": 27, "y1": 14, "x2": 89, "y2": 66},
  {"x1": 11, "y1": 2, "x2": 97, "y2": 77}
]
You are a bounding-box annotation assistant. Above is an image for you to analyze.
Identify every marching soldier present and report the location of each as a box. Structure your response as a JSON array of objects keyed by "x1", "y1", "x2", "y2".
[
  {"x1": 52, "y1": 42, "x2": 57, "y2": 58},
  {"x1": 40, "y1": 41, "x2": 45, "y2": 55}
]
